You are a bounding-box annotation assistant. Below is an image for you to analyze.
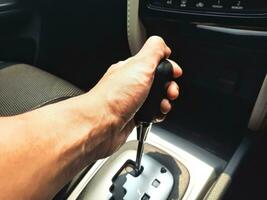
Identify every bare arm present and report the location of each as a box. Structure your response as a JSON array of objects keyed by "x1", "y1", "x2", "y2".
[{"x1": 0, "y1": 36, "x2": 182, "y2": 200}]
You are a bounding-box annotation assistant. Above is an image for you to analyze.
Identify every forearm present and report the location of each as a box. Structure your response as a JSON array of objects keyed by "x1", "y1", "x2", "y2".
[{"x1": 0, "y1": 91, "x2": 117, "y2": 200}]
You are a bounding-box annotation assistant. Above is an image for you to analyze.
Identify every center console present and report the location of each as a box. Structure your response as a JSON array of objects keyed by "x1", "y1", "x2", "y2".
[{"x1": 65, "y1": 0, "x2": 267, "y2": 199}]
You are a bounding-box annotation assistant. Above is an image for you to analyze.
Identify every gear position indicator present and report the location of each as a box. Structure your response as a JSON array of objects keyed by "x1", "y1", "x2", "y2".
[{"x1": 109, "y1": 154, "x2": 174, "y2": 200}]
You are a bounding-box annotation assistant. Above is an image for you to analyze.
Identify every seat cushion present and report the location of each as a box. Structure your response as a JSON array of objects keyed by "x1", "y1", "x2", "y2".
[{"x1": 0, "y1": 63, "x2": 84, "y2": 116}]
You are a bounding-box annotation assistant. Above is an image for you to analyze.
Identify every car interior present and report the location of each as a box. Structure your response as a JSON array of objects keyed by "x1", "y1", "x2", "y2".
[{"x1": 0, "y1": 0, "x2": 267, "y2": 199}]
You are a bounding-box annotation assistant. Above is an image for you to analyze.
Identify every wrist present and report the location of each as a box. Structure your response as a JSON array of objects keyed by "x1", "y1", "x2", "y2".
[
  {"x1": 84, "y1": 86, "x2": 127, "y2": 129},
  {"x1": 77, "y1": 91, "x2": 122, "y2": 158}
]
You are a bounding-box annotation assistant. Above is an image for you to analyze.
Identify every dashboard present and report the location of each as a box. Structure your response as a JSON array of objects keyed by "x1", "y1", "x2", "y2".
[
  {"x1": 148, "y1": 0, "x2": 267, "y2": 13},
  {"x1": 141, "y1": 0, "x2": 267, "y2": 27}
]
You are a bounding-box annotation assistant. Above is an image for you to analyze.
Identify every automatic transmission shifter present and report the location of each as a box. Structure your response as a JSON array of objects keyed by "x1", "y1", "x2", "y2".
[
  {"x1": 134, "y1": 60, "x2": 174, "y2": 175},
  {"x1": 73, "y1": 60, "x2": 177, "y2": 200}
]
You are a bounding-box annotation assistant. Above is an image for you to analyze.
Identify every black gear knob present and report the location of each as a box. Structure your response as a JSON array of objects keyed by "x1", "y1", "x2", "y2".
[{"x1": 135, "y1": 60, "x2": 174, "y2": 124}]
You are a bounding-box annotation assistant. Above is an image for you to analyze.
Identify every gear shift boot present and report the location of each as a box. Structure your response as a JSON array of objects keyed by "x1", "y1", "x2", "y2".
[{"x1": 110, "y1": 155, "x2": 174, "y2": 200}]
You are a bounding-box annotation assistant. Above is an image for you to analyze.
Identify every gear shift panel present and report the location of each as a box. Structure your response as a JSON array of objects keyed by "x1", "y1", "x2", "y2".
[
  {"x1": 76, "y1": 145, "x2": 180, "y2": 200},
  {"x1": 110, "y1": 155, "x2": 174, "y2": 200},
  {"x1": 75, "y1": 141, "x2": 190, "y2": 200}
]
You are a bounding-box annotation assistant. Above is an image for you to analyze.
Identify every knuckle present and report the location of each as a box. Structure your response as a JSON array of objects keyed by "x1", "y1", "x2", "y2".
[
  {"x1": 109, "y1": 64, "x2": 116, "y2": 70},
  {"x1": 149, "y1": 35, "x2": 164, "y2": 44},
  {"x1": 117, "y1": 61, "x2": 125, "y2": 65},
  {"x1": 127, "y1": 56, "x2": 137, "y2": 64},
  {"x1": 148, "y1": 36, "x2": 166, "y2": 48},
  {"x1": 107, "y1": 64, "x2": 117, "y2": 73}
]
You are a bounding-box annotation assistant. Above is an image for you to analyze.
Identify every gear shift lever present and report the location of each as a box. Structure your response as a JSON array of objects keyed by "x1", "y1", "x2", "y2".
[{"x1": 134, "y1": 60, "x2": 173, "y2": 175}]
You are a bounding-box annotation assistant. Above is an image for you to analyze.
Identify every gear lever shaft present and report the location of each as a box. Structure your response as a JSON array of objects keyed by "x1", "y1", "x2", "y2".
[{"x1": 134, "y1": 60, "x2": 173, "y2": 175}]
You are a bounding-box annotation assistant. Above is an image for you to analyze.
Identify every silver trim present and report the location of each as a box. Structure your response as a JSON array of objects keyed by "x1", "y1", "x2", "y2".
[{"x1": 197, "y1": 25, "x2": 267, "y2": 37}]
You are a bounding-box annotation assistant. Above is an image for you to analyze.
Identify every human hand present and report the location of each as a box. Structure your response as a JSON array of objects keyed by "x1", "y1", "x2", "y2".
[{"x1": 87, "y1": 36, "x2": 182, "y2": 159}]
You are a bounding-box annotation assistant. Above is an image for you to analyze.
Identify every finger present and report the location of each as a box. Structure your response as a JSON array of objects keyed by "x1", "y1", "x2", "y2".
[
  {"x1": 160, "y1": 98, "x2": 172, "y2": 114},
  {"x1": 167, "y1": 59, "x2": 183, "y2": 78},
  {"x1": 137, "y1": 36, "x2": 171, "y2": 67},
  {"x1": 167, "y1": 81, "x2": 179, "y2": 100},
  {"x1": 154, "y1": 113, "x2": 166, "y2": 123}
]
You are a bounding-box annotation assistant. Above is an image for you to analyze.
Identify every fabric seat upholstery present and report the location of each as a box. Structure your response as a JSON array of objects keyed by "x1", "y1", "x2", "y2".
[{"x1": 0, "y1": 63, "x2": 84, "y2": 116}]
